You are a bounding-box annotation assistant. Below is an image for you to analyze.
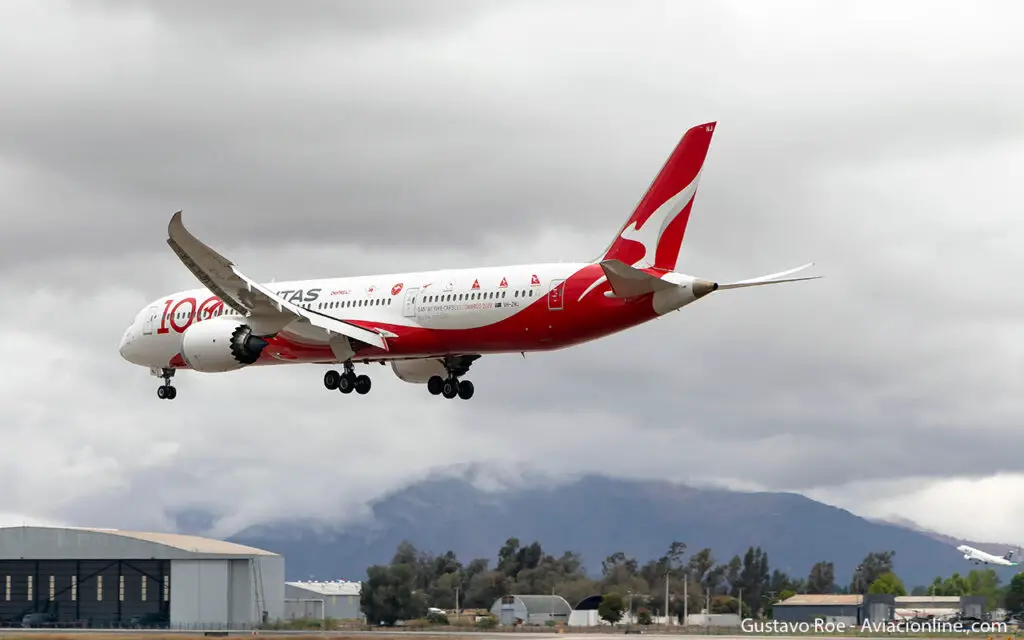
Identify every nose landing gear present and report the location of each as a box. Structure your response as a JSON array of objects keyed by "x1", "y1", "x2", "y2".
[{"x1": 156, "y1": 368, "x2": 177, "y2": 400}]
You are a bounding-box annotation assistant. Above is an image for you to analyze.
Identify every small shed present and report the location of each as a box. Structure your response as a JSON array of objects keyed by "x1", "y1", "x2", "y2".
[{"x1": 490, "y1": 594, "x2": 572, "y2": 626}]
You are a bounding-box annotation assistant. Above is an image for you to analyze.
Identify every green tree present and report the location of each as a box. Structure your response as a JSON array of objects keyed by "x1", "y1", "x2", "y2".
[
  {"x1": 1004, "y1": 573, "x2": 1024, "y2": 613},
  {"x1": 599, "y1": 592, "x2": 625, "y2": 625},
  {"x1": 850, "y1": 551, "x2": 895, "y2": 594},
  {"x1": 710, "y1": 594, "x2": 751, "y2": 617},
  {"x1": 807, "y1": 561, "x2": 835, "y2": 594},
  {"x1": 867, "y1": 571, "x2": 907, "y2": 596},
  {"x1": 360, "y1": 563, "x2": 427, "y2": 625},
  {"x1": 967, "y1": 569, "x2": 1002, "y2": 609}
]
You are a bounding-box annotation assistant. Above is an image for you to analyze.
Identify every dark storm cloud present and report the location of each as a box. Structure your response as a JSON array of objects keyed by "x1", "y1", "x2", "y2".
[
  {"x1": 3, "y1": 0, "x2": 1021, "y2": 271},
  {"x1": 2, "y1": 0, "x2": 1024, "y2": 542}
]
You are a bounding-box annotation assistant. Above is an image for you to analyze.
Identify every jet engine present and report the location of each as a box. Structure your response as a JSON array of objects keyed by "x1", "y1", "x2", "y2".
[
  {"x1": 390, "y1": 358, "x2": 447, "y2": 383},
  {"x1": 964, "y1": 553, "x2": 972, "y2": 560},
  {"x1": 179, "y1": 316, "x2": 270, "y2": 373}
]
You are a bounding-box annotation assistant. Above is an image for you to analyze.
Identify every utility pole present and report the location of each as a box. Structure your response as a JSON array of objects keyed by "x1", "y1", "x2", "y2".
[
  {"x1": 738, "y1": 588, "x2": 742, "y2": 619},
  {"x1": 683, "y1": 571, "x2": 688, "y2": 627},
  {"x1": 455, "y1": 586, "x2": 460, "y2": 621},
  {"x1": 665, "y1": 571, "x2": 670, "y2": 626}
]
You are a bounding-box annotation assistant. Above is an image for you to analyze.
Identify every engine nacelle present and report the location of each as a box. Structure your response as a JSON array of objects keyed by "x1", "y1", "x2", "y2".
[
  {"x1": 390, "y1": 359, "x2": 447, "y2": 383},
  {"x1": 964, "y1": 554, "x2": 972, "y2": 560},
  {"x1": 180, "y1": 317, "x2": 270, "y2": 373}
]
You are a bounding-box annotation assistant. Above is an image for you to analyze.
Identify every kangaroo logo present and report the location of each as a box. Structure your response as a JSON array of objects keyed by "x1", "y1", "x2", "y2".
[
  {"x1": 578, "y1": 172, "x2": 702, "y2": 301},
  {"x1": 616, "y1": 172, "x2": 702, "y2": 269}
]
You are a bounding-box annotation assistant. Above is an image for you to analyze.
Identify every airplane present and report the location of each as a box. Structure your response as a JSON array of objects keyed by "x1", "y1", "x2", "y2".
[
  {"x1": 957, "y1": 544, "x2": 1021, "y2": 567},
  {"x1": 118, "y1": 121, "x2": 821, "y2": 400}
]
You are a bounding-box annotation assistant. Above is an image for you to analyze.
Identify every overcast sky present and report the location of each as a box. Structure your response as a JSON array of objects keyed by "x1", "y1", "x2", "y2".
[{"x1": 2, "y1": 0, "x2": 1024, "y2": 546}]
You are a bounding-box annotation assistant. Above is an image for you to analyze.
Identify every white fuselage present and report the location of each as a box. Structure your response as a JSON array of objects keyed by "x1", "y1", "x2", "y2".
[{"x1": 958, "y1": 545, "x2": 1015, "y2": 566}]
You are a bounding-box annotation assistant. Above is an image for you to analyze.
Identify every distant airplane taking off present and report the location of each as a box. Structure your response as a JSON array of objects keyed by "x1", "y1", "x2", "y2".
[
  {"x1": 119, "y1": 122, "x2": 821, "y2": 400},
  {"x1": 958, "y1": 545, "x2": 1020, "y2": 566}
]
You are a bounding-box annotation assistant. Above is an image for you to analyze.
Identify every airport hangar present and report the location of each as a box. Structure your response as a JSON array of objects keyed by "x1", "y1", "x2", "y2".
[{"x1": 0, "y1": 526, "x2": 284, "y2": 627}]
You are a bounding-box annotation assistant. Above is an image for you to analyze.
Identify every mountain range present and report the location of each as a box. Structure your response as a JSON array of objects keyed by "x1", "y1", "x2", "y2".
[{"x1": 226, "y1": 468, "x2": 1017, "y2": 589}]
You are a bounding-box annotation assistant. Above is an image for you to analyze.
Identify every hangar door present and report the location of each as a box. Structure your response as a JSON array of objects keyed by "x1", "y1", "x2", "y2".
[{"x1": 0, "y1": 559, "x2": 170, "y2": 626}]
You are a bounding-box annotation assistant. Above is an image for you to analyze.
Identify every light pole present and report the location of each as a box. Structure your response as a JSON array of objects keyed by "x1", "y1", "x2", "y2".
[{"x1": 683, "y1": 571, "x2": 688, "y2": 627}]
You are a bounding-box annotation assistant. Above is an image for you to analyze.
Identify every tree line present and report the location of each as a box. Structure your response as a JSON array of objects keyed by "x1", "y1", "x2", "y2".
[{"x1": 361, "y1": 538, "x2": 1024, "y2": 625}]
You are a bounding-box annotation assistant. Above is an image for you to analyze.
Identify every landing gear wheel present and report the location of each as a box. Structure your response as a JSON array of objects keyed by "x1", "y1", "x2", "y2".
[
  {"x1": 338, "y1": 374, "x2": 355, "y2": 394},
  {"x1": 324, "y1": 370, "x2": 341, "y2": 390},
  {"x1": 441, "y1": 378, "x2": 459, "y2": 399},
  {"x1": 427, "y1": 375, "x2": 443, "y2": 395},
  {"x1": 457, "y1": 380, "x2": 474, "y2": 400},
  {"x1": 354, "y1": 374, "x2": 371, "y2": 395}
]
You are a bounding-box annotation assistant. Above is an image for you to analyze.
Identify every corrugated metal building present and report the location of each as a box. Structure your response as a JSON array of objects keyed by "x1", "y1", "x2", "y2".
[
  {"x1": 895, "y1": 595, "x2": 986, "y2": 619},
  {"x1": 490, "y1": 595, "x2": 571, "y2": 626},
  {"x1": 773, "y1": 594, "x2": 895, "y2": 624},
  {"x1": 567, "y1": 594, "x2": 604, "y2": 627},
  {"x1": 284, "y1": 580, "x2": 361, "y2": 621},
  {"x1": 0, "y1": 526, "x2": 283, "y2": 628}
]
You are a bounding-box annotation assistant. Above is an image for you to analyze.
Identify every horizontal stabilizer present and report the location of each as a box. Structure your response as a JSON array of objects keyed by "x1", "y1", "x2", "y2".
[
  {"x1": 717, "y1": 262, "x2": 821, "y2": 290},
  {"x1": 599, "y1": 260, "x2": 677, "y2": 298}
]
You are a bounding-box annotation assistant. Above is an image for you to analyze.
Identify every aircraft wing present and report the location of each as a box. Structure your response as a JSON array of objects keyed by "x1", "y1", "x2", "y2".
[{"x1": 166, "y1": 211, "x2": 389, "y2": 351}]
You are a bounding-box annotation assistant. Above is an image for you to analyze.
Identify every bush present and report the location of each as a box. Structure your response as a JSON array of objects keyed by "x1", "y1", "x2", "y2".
[
  {"x1": 477, "y1": 615, "x2": 498, "y2": 628},
  {"x1": 637, "y1": 608, "x2": 652, "y2": 625},
  {"x1": 426, "y1": 611, "x2": 449, "y2": 624}
]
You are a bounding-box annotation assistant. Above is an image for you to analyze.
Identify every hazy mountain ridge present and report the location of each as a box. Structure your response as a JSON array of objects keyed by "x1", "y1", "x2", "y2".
[{"x1": 228, "y1": 471, "x2": 1017, "y2": 587}]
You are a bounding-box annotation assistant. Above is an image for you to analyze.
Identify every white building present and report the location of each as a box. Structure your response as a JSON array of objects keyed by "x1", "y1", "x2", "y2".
[
  {"x1": 0, "y1": 525, "x2": 283, "y2": 628},
  {"x1": 284, "y1": 580, "x2": 362, "y2": 621}
]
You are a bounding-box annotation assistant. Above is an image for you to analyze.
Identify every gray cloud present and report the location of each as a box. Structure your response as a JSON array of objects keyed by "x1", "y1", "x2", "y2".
[{"x1": 2, "y1": 0, "x2": 1024, "y2": 543}]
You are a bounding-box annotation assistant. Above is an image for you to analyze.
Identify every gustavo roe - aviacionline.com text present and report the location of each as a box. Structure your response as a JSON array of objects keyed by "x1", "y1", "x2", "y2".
[{"x1": 741, "y1": 619, "x2": 1010, "y2": 634}]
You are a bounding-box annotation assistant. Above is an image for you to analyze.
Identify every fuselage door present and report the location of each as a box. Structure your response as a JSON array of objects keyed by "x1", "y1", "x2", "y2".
[
  {"x1": 142, "y1": 305, "x2": 159, "y2": 335},
  {"x1": 403, "y1": 287, "x2": 420, "y2": 318},
  {"x1": 548, "y1": 279, "x2": 565, "y2": 311}
]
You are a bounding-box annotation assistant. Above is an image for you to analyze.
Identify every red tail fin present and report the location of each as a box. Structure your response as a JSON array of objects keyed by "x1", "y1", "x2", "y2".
[{"x1": 598, "y1": 122, "x2": 716, "y2": 271}]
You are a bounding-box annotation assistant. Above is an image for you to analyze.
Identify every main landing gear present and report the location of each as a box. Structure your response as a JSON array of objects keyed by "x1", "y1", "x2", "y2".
[
  {"x1": 156, "y1": 368, "x2": 177, "y2": 400},
  {"x1": 427, "y1": 375, "x2": 474, "y2": 400},
  {"x1": 425, "y1": 355, "x2": 479, "y2": 400},
  {"x1": 324, "y1": 361, "x2": 371, "y2": 395}
]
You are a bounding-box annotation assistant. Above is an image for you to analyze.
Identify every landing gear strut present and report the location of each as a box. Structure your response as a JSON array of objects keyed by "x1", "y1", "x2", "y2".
[
  {"x1": 156, "y1": 368, "x2": 177, "y2": 400},
  {"x1": 325, "y1": 362, "x2": 371, "y2": 396}
]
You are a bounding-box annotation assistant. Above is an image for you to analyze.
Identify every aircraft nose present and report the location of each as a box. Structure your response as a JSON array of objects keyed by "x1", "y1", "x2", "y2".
[{"x1": 118, "y1": 327, "x2": 131, "y2": 361}]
